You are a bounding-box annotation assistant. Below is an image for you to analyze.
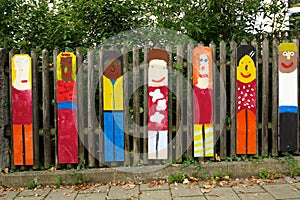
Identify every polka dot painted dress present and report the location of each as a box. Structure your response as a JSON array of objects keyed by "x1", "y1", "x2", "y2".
[{"x1": 237, "y1": 80, "x2": 256, "y2": 114}]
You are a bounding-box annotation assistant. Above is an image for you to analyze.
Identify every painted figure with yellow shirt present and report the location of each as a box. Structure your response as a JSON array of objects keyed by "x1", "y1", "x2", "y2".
[{"x1": 103, "y1": 51, "x2": 124, "y2": 162}]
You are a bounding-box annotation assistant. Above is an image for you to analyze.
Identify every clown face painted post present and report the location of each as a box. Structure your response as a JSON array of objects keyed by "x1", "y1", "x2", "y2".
[
  {"x1": 278, "y1": 43, "x2": 298, "y2": 152},
  {"x1": 148, "y1": 49, "x2": 168, "y2": 160},
  {"x1": 103, "y1": 51, "x2": 124, "y2": 162},
  {"x1": 236, "y1": 45, "x2": 257, "y2": 155},
  {"x1": 11, "y1": 54, "x2": 33, "y2": 165},
  {"x1": 193, "y1": 46, "x2": 214, "y2": 157},
  {"x1": 56, "y1": 52, "x2": 78, "y2": 164}
]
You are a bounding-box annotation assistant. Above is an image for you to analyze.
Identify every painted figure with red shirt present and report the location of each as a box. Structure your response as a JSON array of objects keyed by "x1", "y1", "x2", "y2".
[
  {"x1": 11, "y1": 54, "x2": 33, "y2": 165},
  {"x1": 193, "y1": 47, "x2": 214, "y2": 157},
  {"x1": 148, "y1": 49, "x2": 168, "y2": 159},
  {"x1": 56, "y1": 52, "x2": 78, "y2": 164}
]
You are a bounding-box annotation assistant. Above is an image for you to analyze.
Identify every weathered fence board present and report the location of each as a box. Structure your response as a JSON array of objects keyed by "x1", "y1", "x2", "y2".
[{"x1": 262, "y1": 38, "x2": 269, "y2": 156}]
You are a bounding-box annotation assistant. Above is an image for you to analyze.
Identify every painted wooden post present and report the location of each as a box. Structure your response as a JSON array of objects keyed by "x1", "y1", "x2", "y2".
[
  {"x1": 147, "y1": 49, "x2": 169, "y2": 160},
  {"x1": 187, "y1": 42, "x2": 194, "y2": 158},
  {"x1": 102, "y1": 50, "x2": 124, "y2": 162},
  {"x1": 56, "y1": 52, "x2": 78, "y2": 164},
  {"x1": 11, "y1": 54, "x2": 34, "y2": 165},
  {"x1": 236, "y1": 45, "x2": 257, "y2": 155},
  {"x1": 192, "y1": 46, "x2": 214, "y2": 157},
  {"x1": 278, "y1": 42, "x2": 298, "y2": 152}
]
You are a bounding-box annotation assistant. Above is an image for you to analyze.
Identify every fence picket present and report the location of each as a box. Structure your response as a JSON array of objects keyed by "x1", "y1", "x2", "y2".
[
  {"x1": 230, "y1": 41, "x2": 237, "y2": 157},
  {"x1": 42, "y1": 49, "x2": 51, "y2": 168},
  {"x1": 262, "y1": 38, "x2": 270, "y2": 156},
  {"x1": 87, "y1": 48, "x2": 96, "y2": 167},
  {"x1": 176, "y1": 44, "x2": 183, "y2": 162},
  {"x1": 219, "y1": 40, "x2": 227, "y2": 159},
  {"x1": 272, "y1": 38, "x2": 279, "y2": 156},
  {"x1": 133, "y1": 46, "x2": 140, "y2": 166}
]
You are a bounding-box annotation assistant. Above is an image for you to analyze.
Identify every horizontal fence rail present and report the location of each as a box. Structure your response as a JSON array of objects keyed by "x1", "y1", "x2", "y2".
[{"x1": 0, "y1": 37, "x2": 299, "y2": 170}]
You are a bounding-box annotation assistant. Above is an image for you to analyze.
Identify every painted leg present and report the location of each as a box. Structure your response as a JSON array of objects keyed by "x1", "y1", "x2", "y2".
[
  {"x1": 113, "y1": 112, "x2": 124, "y2": 161},
  {"x1": 194, "y1": 124, "x2": 203, "y2": 157},
  {"x1": 24, "y1": 124, "x2": 33, "y2": 165},
  {"x1": 247, "y1": 110, "x2": 256, "y2": 154},
  {"x1": 58, "y1": 109, "x2": 78, "y2": 164},
  {"x1": 157, "y1": 130, "x2": 168, "y2": 159},
  {"x1": 148, "y1": 131, "x2": 157, "y2": 159},
  {"x1": 104, "y1": 112, "x2": 114, "y2": 162},
  {"x1": 204, "y1": 124, "x2": 214, "y2": 157},
  {"x1": 236, "y1": 109, "x2": 246, "y2": 154},
  {"x1": 13, "y1": 124, "x2": 23, "y2": 165},
  {"x1": 279, "y1": 112, "x2": 298, "y2": 152}
]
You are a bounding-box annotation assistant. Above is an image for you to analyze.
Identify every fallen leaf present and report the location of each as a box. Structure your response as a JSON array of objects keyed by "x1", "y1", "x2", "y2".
[
  {"x1": 4, "y1": 168, "x2": 9, "y2": 174},
  {"x1": 253, "y1": 193, "x2": 258, "y2": 197},
  {"x1": 172, "y1": 164, "x2": 180, "y2": 168},
  {"x1": 183, "y1": 178, "x2": 190, "y2": 184},
  {"x1": 201, "y1": 188, "x2": 211, "y2": 193},
  {"x1": 208, "y1": 193, "x2": 220, "y2": 197},
  {"x1": 215, "y1": 154, "x2": 221, "y2": 162},
  {"x1": 0, "y1": 194, "x2": 6, "y2": 197},
  {"x1": 122, "y1": 184, "x2": 136, "y2": 190}
]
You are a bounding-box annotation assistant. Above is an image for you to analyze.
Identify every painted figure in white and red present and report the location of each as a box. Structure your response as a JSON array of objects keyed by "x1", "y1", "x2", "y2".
[{"x1": 148, "y1": 49, "x2": 168, "y2": 159}]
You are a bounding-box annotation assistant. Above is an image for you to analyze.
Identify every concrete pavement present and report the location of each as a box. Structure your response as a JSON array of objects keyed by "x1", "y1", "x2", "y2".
[{"x1": 2, "y1": 177, "x2": 300, "y2": 199}]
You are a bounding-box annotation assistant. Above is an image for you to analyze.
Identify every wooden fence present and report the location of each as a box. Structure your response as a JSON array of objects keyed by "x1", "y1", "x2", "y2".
[{"x1": 0, "y1": 37, "x2": 299, "y2": 170}]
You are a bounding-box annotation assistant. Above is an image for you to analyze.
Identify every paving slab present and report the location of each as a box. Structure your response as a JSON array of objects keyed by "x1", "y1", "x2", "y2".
[
  {"x1": 17, "y1": 188, "x2": 51, "y2": 198},
  {"x1": 170, "y1": 183, "x2": 203, "y2": 198},
  {"x1": 232, "y1": 184, "x2": 266, "y2": 194},
  {"x1": 78, "y1": 185, "x2": 109, "y2": 194},
  {"x1": 45, "y1": 188, "x2": 78, "y2": 200},
  {"x1": 76, "y1": 193, "x2": 107, "y2": 200},
  {"x1": 204, "y1": 187, "x2": 240, "y2": 200},
  {"x1": 263, "y1": 184, "x2": 300, "y2": 199},
  {"x1": 107, "y1": 185, "x2": 139, "y2": 200},
  {"x1": 0, "y1": 190, "x2": 20, "y2": 199},
  {"x1": 238, "y1": 193, "x2": 275, "y2": 200},
  {"x1": 173, "y1": 197, "x2": 206, "y2": 200},
  {"x1": 140, "y1": 183, "x2": 169, "y2": 191},
  {"x1": 139, "y1": 189, "x2": 172, "y2": 200}
]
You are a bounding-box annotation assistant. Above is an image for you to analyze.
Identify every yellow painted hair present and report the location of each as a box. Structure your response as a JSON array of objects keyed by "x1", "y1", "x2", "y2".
[{"x1": 278, "y1": 43, "x2": 298, "y2": 52}]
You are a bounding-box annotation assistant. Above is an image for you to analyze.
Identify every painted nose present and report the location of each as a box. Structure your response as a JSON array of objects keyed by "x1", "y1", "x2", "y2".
[
  {"x1": 245, "y1": 65, "x2": 248, "y2": 71},
  {"x1": 287, "y1": 52, "x2": 291, "y2": 60},
  {"x1": 111, "y1": 65, "x2": 115, "y2": 72}
]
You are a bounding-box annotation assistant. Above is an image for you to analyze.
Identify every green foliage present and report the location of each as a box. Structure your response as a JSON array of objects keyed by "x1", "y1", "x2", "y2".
[
  {"x1": 0, "y1": 0, "x2": 297, "y2": 51},
  {"x1": 259, "y1": 169, "x2": 283, "y2": 180},
  {"x1": 168, "y1": 172, "x2": 186, "y2": 183},
  {"x1": 56, "y1": 176, "x2": 62, "y2": 187},
  {"x1": 28, "y1": 179, "x2": 41, "y2": 189},
  {"x1": 284, "y1": 154, "x2": 300, "y2": 176}
]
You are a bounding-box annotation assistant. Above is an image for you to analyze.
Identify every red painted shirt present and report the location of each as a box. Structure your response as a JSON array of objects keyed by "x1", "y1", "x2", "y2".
[
  {"x1": 193, "y1": 86, "x2": 213, "y2": 124},
  {"x1": 57, "y1": 81, "x2": 76, "y2": 102},
  {"x1": 236, "y1": 80, "x2": 256, "y2": 113},
  {"x1": 148, "y1": 86, "x2": 168, "y2": 131},
  {"x1": 12, "y1": 87, "x2": 32, "y2": 125}
]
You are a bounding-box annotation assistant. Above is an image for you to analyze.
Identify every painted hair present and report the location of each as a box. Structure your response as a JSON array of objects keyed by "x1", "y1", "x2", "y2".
[{"x1": 148, "y1": 49, "x2": 168, "y2": 64}]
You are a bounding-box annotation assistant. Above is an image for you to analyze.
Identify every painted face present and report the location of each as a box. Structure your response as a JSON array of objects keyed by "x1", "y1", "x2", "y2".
[
  {"x1": 196, "y1": 54, "x2": 209, "y2": 88},
  {"x1": 279, "y1": 49, "x2": 298, "y2": 73},
  {"x1": 61, "y1": 57, "x2": 73, "y2": 81},
  {"x1": 237, "y1": 55, "x2": 256, "y2": 83},
  {"x1": 104, "y1": 58, "x2": 122, "y2": 79},
  {"x1": 148, "y1": 59, "x2": 168, "y2": 87},
  {"x1": 13, "y1": 56, "x2": 31, "y2": 90}
]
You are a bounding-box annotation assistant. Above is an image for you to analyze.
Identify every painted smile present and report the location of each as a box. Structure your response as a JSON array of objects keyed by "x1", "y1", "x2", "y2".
[
  {"x1": 199, "y1": 74, "x2": 208, "y2": 78},
  {"x1": 281, "y1": 62, "x2": 293, "y2": 68},
  {"x1": 152, "y1": 77, "x2": 165, "y2": 83},
  {"x1": 21, "y1": 80, "x2": 28, "y2": 83},
  {"x1": 241, "y1": 72, "x2": 251, "y2": 78}
]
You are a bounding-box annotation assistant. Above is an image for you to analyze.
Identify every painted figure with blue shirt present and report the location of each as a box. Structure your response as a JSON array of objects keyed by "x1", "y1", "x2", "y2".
[
  {"x1": 278, "y1": 43, "x2": 298, "y2": 152},
  {"x1": 103, "y1": 51, "x2": 124, "y2": 162}
]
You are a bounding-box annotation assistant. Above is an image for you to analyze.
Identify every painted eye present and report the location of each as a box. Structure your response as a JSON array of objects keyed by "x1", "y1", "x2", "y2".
[
  {"x1": 200, "y1": 59, "x2": 203, "y2": 62},
  {"x1": 204, "y1": 59, "x2": 208, "y2": 62},
  {"x1": 283, "y1": 51, "x2": 288, "y2": 56},
  {"x1": 290, "y1": 52, "x2": 295, "y2": 56},
  {"x1": 104, "y1": 61, "x2": 110, "y2": 65},
  {"x1": 151, "y1": 65, "x2": 154, "y2": 68},
  {"x1": 163, "y1": 67, "x2": 166, "y2": 69},
  {"x1": 115, "y1": 61, "x2": 120, "y2": 65}
]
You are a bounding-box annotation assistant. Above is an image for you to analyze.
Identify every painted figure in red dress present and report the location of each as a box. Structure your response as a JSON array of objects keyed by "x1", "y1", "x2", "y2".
[
  {"x1": 11, "y1": 54, "x2": 33, "y2": 165},
  {"x1": 148, "y1": 49, "x2": 168, "y2": 159}
]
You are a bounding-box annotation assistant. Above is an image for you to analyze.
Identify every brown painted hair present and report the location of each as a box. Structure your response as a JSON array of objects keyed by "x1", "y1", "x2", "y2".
[{"x1": 148, "y1": 49, "x2": 168, "y2": 64}]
